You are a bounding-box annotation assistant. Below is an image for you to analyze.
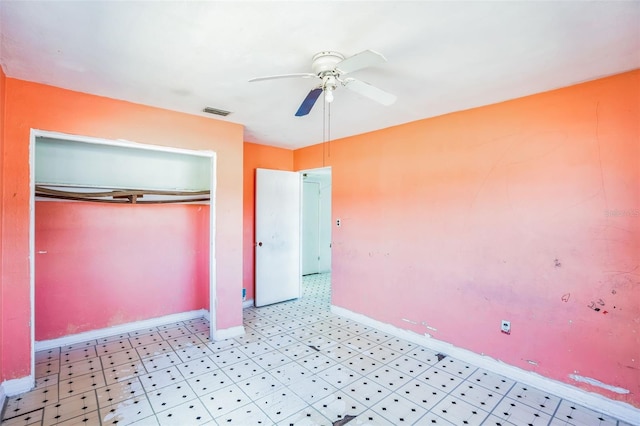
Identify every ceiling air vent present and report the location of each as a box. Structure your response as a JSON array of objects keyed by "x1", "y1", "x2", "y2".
[{"x1": 203, "y1": 106, "x2": 232, "y2": 117}]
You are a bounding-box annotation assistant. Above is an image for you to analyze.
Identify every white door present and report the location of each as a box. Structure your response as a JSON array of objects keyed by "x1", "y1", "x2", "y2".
[
  {"x1": 255, "y1": 168, "x2": 301, "y2": 307},
  {"x1": 302, "y1": 181, "x2": 320, "y2": 275}
]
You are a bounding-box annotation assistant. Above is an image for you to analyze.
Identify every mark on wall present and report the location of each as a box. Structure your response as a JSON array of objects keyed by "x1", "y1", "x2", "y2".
[
  {"x1": 604, "y1": 208, "x2": 640, "y2": 217},
  {"x1": 569, "y1": 374, "x2": 630, "y2": 394},
  {"x1": 606, "y1": 266, "x2": 639, "y2": 292},
  {"x1": 587, "y1": 298, "x2": 608, "y2": 314},
  {"x1": 526, "y1": 360, "x2": 539, "y2": 366},
  {"x1": 561, "y1": 293, "x2": 570, "y2": 303},
  {"x1": 554, "y1": 258, "x2": 562, "y2": 268},
  {"x1": 421, "y1": 321, "x2": 438, "y2": 332},
  {"x1": 404, "y1": 318, "x2": 439, "y2": 336}
]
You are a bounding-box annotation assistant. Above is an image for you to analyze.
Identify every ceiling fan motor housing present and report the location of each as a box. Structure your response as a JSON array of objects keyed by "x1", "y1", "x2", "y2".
[{"x1": 312, "y1": 51, "x2": 345, "y2": 76}]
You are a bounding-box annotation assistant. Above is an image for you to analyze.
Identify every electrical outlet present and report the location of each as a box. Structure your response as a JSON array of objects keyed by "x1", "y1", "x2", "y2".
[
  {"x1": 501, "y1": 320, "x2": 511, "y2": 335},
  {"x1": 336, "y1": 218, "x2": 341, "y2": 227}
]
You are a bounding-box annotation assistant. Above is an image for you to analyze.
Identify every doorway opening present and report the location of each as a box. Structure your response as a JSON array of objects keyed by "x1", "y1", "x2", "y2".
[
  {"x1": 301, "y1": 167, "x2": 332, "y2": 276},
  {"x1": 253, "y1": 166, "x2": 331, "y2": 308}
]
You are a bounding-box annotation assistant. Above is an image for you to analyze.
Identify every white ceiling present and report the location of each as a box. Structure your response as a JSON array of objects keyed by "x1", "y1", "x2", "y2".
[{"x1": 1, "y1": 1, "x2": 639, "y2": 149}]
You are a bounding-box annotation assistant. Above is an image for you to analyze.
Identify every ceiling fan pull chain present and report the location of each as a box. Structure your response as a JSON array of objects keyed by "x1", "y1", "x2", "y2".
[
  {"x1": 321, "y1": 91, "x2": 332, "y2": 166},
  {"x1": 328, "y1": 102, "x2": 331, "y2": 159}
]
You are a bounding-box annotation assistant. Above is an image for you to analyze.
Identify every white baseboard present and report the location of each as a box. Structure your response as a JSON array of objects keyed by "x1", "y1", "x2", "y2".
[
  {"x1": 212, "y1": 325, "x2": 245, "y2": 341},
  {"x1": 331, "y1": 305, "x2": 640, "y2": 425},
  {"x1": 35, "y1": 309, "x2": 208, "y2": 352},
  {"x1": 243, "y1": 299, "x2": 254, "y2": 309},
  {"x1": 1, "y1": 375, "x2": 34, "y2": 399}
]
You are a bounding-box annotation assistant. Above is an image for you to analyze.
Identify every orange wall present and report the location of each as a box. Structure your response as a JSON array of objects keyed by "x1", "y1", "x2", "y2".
[
  {"x1": 1, "y1": 79, "x2": 244, "y2": 381},
  {"x1": 294, "y1": 70, "x2": 640, "y2": 406},
  {"x1": 0, "y1": 66, "x2": 6, "y2": 383},
  {"x1": 243, "y1": 142, "x2": 293, "y2": 301},
  {"x1": 35, "y1": 202, "x2": 209, "y2": 340}
]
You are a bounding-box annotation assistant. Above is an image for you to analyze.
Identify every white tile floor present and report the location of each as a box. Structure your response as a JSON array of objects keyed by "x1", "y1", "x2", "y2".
[{"x1": 1, "y1": 273, "x2": 635, "y2": 425}]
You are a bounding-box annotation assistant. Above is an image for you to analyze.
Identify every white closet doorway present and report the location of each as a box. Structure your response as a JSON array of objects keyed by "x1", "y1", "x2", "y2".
[{"x1": 28, "y1": 129, "x2": 218, "y2": 384}]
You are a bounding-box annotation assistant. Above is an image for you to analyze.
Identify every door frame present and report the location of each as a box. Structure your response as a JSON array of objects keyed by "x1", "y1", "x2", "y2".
[
  {"x1": 300, "y1": 166, "x2": 332, "y2": 275},
  {"x1": 28, "y1": 129, "x2": 218, "y2": 385},
  {"x1": 302, "y1": 180, "x2": 321, "y2": 275}
]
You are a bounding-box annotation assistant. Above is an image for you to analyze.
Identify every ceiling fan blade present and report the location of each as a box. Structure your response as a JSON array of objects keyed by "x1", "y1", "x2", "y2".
[
  {"x1": 295, "y1": 88, "x2": 323, "y2": 117},
  {"x1": 335, "y1": 49, "x2": 387, "y2": 74},
  {"x1": 249, "y1": 73, "x2": 317, "y2": 82},
  {"x1": 343, "y1": 78, "x2": 396, "y2": 106}
]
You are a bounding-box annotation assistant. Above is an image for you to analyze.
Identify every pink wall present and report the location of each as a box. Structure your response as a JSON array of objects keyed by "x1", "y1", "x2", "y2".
[
  {"x1": 242, "y1": 142, "x2": 293, "y2": 301},
  {"x1": 294, "y1": 70, "x2": 640, "y2": 406},
  {"x1": 1, "y1": 79, "x2": 244, "y2": 381},
  {"x1": 35, "y1": 202, "x2": 209, "y2": 340}
]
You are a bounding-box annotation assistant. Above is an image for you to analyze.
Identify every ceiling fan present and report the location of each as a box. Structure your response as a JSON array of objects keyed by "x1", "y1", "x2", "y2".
[{"x1": 249, "y1": 50, "x2": 397, "y2": 116}]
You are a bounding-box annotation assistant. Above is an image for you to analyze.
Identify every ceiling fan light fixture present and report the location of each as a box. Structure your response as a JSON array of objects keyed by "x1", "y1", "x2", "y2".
[
  {"x1": 323, "y1": 75, "x2": 337, "y2": 103},
  {"x1": 325, "y1": 87, "x2": 334, "y2": 103}
]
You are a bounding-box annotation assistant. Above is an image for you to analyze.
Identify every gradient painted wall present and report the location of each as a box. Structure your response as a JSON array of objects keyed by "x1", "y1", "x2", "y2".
[
  {"x1": 0, "y1": 66, "x2": 6, "y2": 383},
  {"x1": 243, "y1": 142, "x2": 293, "y2": 302},
  {"x1": 34, "y1": 202, "x2": 210, "y2": 341},
  {"x1": 1, "y1": 78, "x2": 244, "y2": 382},
  {"x1": 294, "y1": 70, "x2": 640, "y2": 406}
]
